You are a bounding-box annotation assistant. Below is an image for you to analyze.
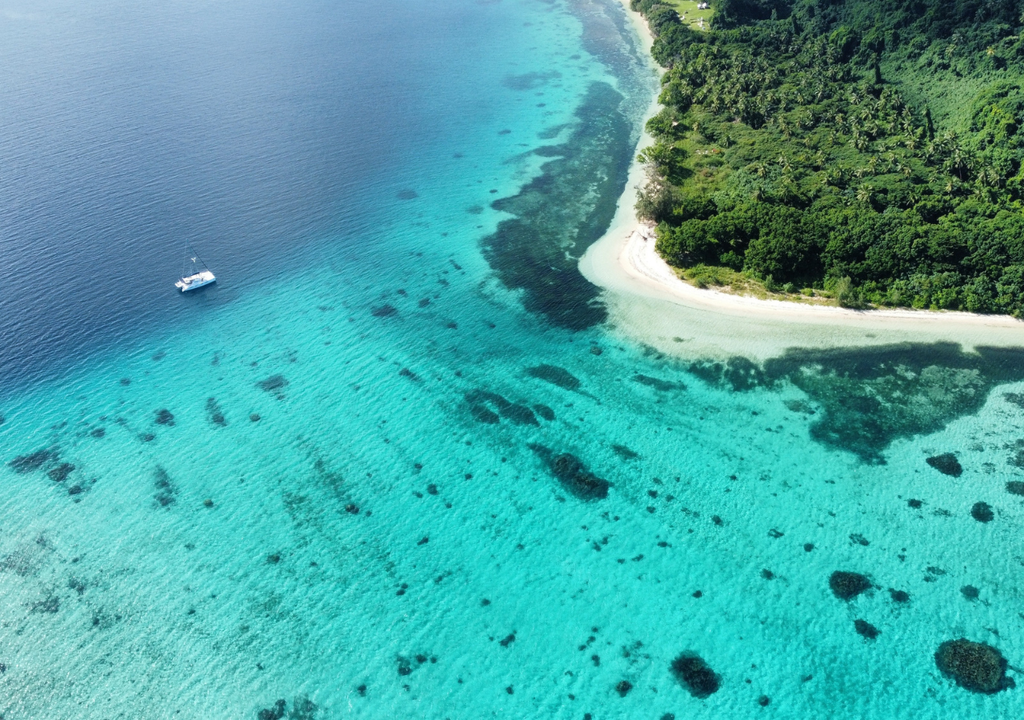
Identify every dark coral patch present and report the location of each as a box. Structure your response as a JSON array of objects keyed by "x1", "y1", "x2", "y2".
[
  {"x1": 503, "y1": 403, "x2": 538, "y2": 426},
  {"x1": 465, "y1": 390, "x2": 537, "y2": 426},
  {"x1": 206, "y1": 397, "x2": 227, "y2": 426},
  {"x1": 90, "y1": 427, "x2": 105, "y2": 438},
  {"x1": 469, "y1": 405, "x2": 500, "y2": 424},
  {"x1": 889, "y1": 589, "x2": 910, "y2": 603},
  {"x1": 153, "y1": 466, "x2": 176, "y2": 507},
  {"x1": 935, "y1": 639, "x2": 1014, "y2": 694},
  {"x1": 533, "y1": 404, "x2": 555, "y2": 421},
  {"x1": 526, "y1": 364, "x2": 581, "y2": 391},
  {"x1": 1007, "y1": 480, "x2": 1024, "y2": 496},
  {"x1": 694, "y1": 344, "x2": 1024, "y2": 462},
  {"x1": 854, "y1": 619, "x2": 879, "y2": 639},
  {"x1": 611, "y1": 444, "x2": 639, "y2": 460},
  {"x1": 371, "y1": 304, "x2": 398, "y2": 318},
  {"x1": 154, "y1": 409, "x2": 175, "y2": 426},
  {"x1": 9, "y1": 449, "x2": 57, "y2": 474},
  {"x1": 829, "y1": 571, "x2": 871, "y2": 600},
  {"x1": 926, "y1": 453, "x2": 963, "y2": 477},
  {"x1": 480, "y1": 85, "x2": 632, "y2": 329},
  {"x1": 257, "y1": 699, "x2": 287, "y2": 720},
  {"x1": 528, "y1": 444, "x2": 609, "y2": 500},
  {"x1": 47, "y1": 463, "x2": 75, "y2": 483},
  {"x1": 961, "y1": 585, "x2": 980, "y2": 600},
  {"x1": 670, "y1": 653, "x2": 720, "y2": 699},
  {"x1": 257, "y1": 375, "x2": 289, "y2": 401},
  {"x1": 971, "y1": 502, "x2": 994, "y2": 522},
  {"x1": 396, "y1": 189, "x2": 418, "y2": 200},
  {"x1": 615, "y1": 680, "x2": 632, "y2": 697},
  {"x1": 633, "y1": 374, "x2": 685, "y2": 391}
]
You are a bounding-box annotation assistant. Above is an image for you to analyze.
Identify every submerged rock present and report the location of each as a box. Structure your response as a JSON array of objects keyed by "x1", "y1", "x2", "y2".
[
  {"x1": 961, "y1": 585, "x2": 980, "y2": 601},
  {"x1": 971, "y1": 502, "x2": 994, "y2": 523},
  {"x1": 9, "y1": 449, "x2": 57, "y2": 474},
  {"x1": 526, "y1": 364, "x2": 581, "y2": 391},
  {"x1": 829, "y1": 571, "x2": 871, "y2": 600},
  {"x1": 935, "y1": 639, "x2": 1014, "y2": 694},
  {"x1": 615, "y1": 680, "x2": 632, "y2": 697},
  {"x1": 670, "y1": 653, "x2": 720, "y2": 698},
  {"x1": 926, "y1": 453, "x2": 962, "y2": 477}
]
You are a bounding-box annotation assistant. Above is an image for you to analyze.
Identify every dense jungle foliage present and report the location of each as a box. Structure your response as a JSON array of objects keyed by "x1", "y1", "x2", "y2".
[{"x1": 631, "y1": 0, "x2": 1024, "y2": 312}]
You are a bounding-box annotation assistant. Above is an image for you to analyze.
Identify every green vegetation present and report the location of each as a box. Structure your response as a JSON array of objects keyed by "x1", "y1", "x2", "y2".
[
  {"x1": 659, "y1": 1, "x2": 714, "y2": 32},
  {"x1": 630, "y1": 0, "x2": 1024, "y2": 314}
]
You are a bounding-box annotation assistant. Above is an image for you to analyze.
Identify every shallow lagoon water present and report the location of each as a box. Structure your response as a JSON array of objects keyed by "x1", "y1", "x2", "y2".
[{"x1": 2, "y1": 1, "x2": 1024, "y2": 718}]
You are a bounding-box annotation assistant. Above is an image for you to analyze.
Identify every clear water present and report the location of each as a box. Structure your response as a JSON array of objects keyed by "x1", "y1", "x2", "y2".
[{"x1": 1, "y1": 1, "x2": 1023, "y2": 718}]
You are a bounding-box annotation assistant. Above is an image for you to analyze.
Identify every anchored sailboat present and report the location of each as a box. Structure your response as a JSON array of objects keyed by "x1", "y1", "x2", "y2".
[{"x1": 175, "y1": 242, "x2": 216, "y2": 292}]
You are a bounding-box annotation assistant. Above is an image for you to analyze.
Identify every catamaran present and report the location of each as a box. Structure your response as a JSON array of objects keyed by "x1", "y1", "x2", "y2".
[{"x1": 175, "y1": 243, "x2": 216, "y2": 292}]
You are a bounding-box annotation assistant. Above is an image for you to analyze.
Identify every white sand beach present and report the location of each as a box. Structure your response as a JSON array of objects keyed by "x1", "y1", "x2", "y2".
[{"x1": 582, "y1": 1, "x2": 1024, "y2": 361}]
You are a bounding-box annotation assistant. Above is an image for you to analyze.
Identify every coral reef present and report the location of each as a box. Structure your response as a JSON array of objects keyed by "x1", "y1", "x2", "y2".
[
  {"x1": 533, "y1": 404, "x2": 555, "y2": 421},
  {"x1": 692, "y1": 344, "x2": 1024, "y2": 462},
  {"x1": 153, "y1": 466, "x2": 176, "y2": 507},
  {"x1": 971, "y1": 502, "x2": 994, "y2": 523},
  {"x1": 9, "y1": 449, "x2": 57, "y2": 474},
  {"x1": 257, "y1": 375, "x2": 289, "y2": 399},
  {"x1": 526, "y1": 364, "x2": 580, "y2": 390},
  {"x1": 633, "y1": 374, "x2": 684, "y2": 391},
  {"x1": 528, "y1": 444, "x2": 609, "y2": 500},
  {"x1": 854, "y1": 619, "x2": 879, "y2": 639},
  {"x1": 934, "y1": 639, "x2": 1014, "y2": 694},
  {"x1": 47, "y1": 463, "x2": 75, "y2": 483},
  {"x1": 926, "y1": 453, "x2": 963, "y2": 477},
  {"x1": 154, "y1": 409, "x2": 175, "y2": 426},
  {"x1": 206, "y1": 398, "x2": 227, "y2": 426},
  {"x1": 465, "y1": 390, "x2": 537, "y2": 426},
  {"x1": 371, "y1": 304, "x2": 398, "y2": 317},
  {"x1": 829, "y1": 571, "x2": 871, "y2": 600},
  {"x1": 256, "y1": 699, "x2": 286, "y2": 720},
  {"x1": 670, "y1": 653, "x2": 720, "y2": 698}
]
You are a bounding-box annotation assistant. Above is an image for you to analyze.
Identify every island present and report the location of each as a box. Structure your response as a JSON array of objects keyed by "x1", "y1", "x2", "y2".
[{"x1": 627, "y1": 0, "x2": 1024, "y2": 316}]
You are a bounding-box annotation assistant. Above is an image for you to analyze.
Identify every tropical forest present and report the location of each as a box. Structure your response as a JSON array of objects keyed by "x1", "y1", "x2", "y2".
[{"x1": 631, "y1": 0, "x2": 1024, "y2": 314}]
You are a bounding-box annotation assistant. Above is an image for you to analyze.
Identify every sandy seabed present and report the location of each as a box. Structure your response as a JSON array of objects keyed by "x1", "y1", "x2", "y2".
[{"x1": 585, "y1": 2, "x2": 1024, "y2": 361}]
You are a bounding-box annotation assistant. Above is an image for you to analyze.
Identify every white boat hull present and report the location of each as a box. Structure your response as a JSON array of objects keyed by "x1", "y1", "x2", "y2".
[{"x1": 176, "y1": 270, "x2": 216, "y2": 292}]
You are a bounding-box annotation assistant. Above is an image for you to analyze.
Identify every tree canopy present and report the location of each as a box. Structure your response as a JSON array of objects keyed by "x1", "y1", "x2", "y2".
[{"x1": 630, "y1": 0, "x2": 1024, "y2": 313}]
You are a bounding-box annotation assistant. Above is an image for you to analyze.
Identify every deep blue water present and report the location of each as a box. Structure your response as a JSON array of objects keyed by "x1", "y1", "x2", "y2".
[
  {"x1": 0, "y1": 0, "x2": 569, "y2": 390},
  {"x1": 2, "y1": 1, "x2": 1024, "y2": 718}
]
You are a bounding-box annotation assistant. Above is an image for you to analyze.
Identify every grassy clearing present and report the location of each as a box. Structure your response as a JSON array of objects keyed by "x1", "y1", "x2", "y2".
[{"x1": 660, "y1": 0, "x2": 713, "y2": 32}]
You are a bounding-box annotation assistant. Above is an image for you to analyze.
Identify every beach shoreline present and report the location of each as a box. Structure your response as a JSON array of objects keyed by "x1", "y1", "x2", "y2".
[{"x1": 582, "y1": 1, "x2": 1024, "y2": 360}]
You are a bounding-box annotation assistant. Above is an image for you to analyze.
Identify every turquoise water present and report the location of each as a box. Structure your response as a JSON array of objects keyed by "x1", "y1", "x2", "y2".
[{"x1": 2, "y1": 1, "x2": 1024, "y2": 717}]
